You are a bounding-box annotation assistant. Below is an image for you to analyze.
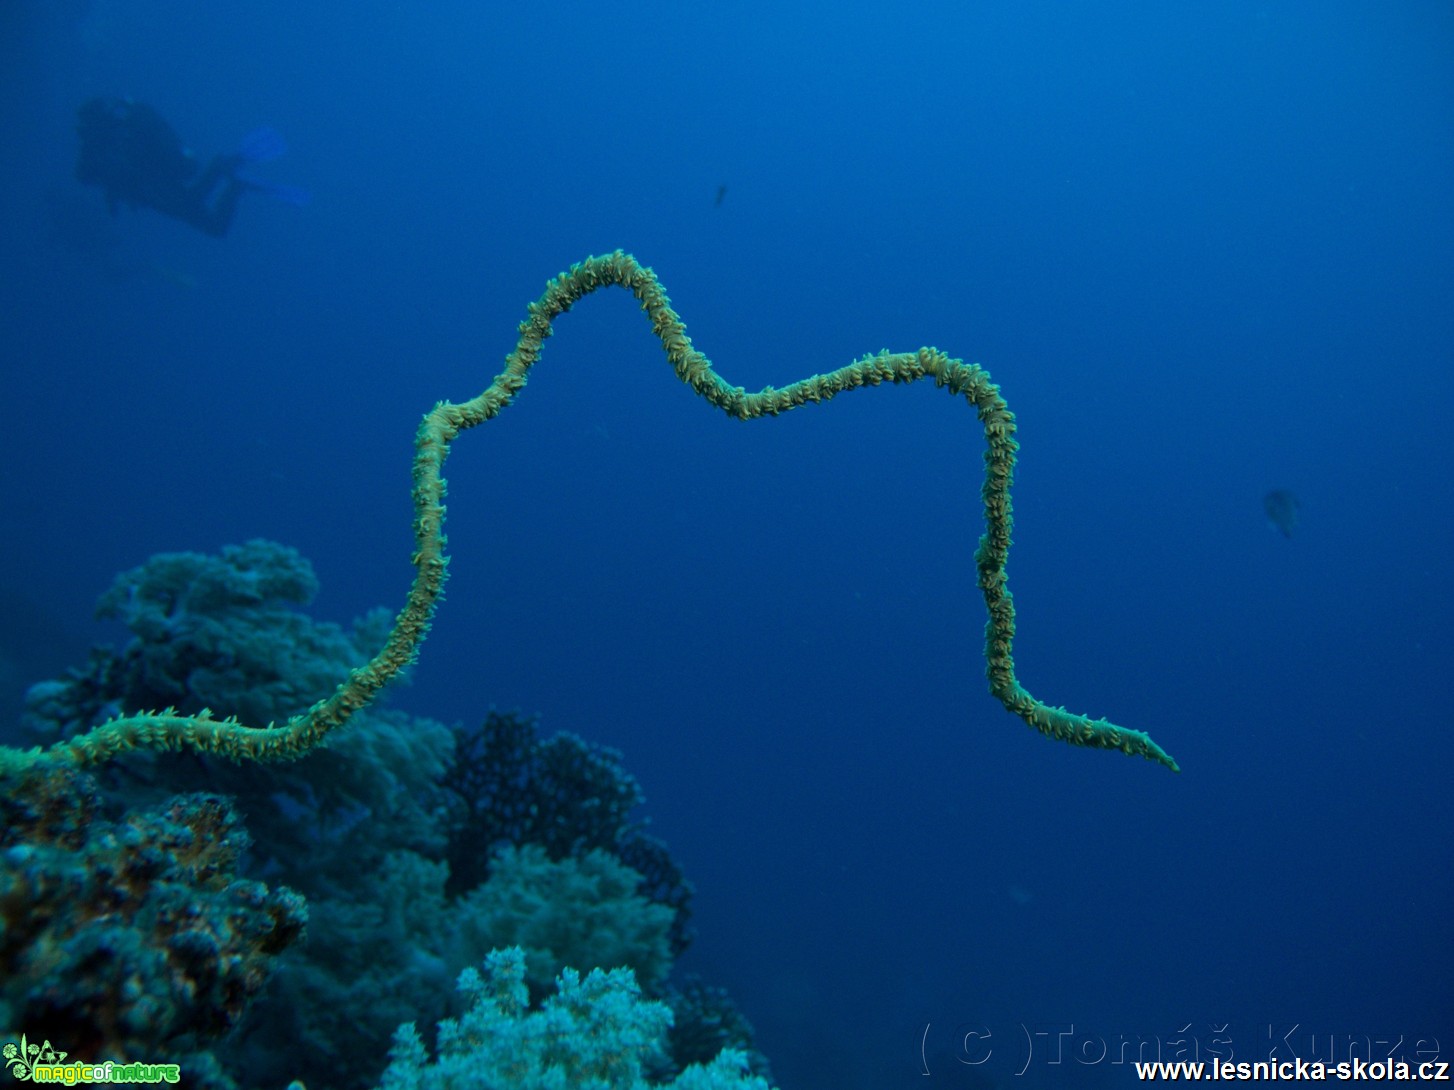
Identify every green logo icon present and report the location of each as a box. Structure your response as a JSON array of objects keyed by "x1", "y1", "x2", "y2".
[{"x1": 4, "y1": 1037, "x2": 68, "y2": 1082}]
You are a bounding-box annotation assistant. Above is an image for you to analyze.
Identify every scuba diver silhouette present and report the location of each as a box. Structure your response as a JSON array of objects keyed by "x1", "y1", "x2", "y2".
[{"x1": 74, "y1": 97, "x2": 307, "y2": 238}]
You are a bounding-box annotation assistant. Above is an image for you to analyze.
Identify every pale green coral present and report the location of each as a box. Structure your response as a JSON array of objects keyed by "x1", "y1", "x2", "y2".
[
  {"x1": 376, "y1": 948, "x2": 773, "y2": 1090},
  {"x1": 453, "y1": 845, "x2": 675, "y2": 997},
  {"x1": 262, "y1": 843, "x2": 682, "y2": 1090}
]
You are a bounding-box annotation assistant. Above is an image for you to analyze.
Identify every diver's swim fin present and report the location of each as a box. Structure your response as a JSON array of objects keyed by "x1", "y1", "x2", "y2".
[
  {"x1": 233, "y1": 126, "x2": 309, "y2": 206},
  {"x1": 246, "y1": 180, "x2": 311, "y2": 207},
  {"x1": 237, "y1": 126, "x2": 288, "y2": 164}
]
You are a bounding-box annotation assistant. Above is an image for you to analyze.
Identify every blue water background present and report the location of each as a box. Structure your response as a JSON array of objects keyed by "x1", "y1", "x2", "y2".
[{"x1": 2, "y1": 2, "x2": 1451, "y2": 1086}]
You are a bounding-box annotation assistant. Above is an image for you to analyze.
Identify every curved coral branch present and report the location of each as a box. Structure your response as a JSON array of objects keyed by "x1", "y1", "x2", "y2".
[{"x1": 0, "y1": 252, "x2": 1177, "y2": 776}]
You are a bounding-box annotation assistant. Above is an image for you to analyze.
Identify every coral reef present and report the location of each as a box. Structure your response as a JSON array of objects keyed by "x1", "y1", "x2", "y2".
[
  {"x1": 0, "y1": 764, "x2": 305, "y2": 1071},
  {"x1": 11, "y1": 542, "x2": 753, "y2": 1090},
  {"x1": 443, "y1": 710, "x2": 644, "y2": 891},
  {"x1": 22, "y1": 537, "x2": 384, "y2": 746},
  {"x1": 443, "y1": 711, "x2": 695, "y2": 954},
  {"x1": 658, "y1": 979, "x2": 773, "y2": 1084},
  {"x1": 0, "y1": 252, "x2": 1176, "y2": 775},
  {"x1": 21, "y1": 539, "x2": 455, "y2": 889},
  {"x1": 247, "y1": 842, "x2": 689, "y2": 1090},
  {"x1": 452, "y1": 844, "x2": 675, "y2": 997},
  {"x1": 376, "y1": 947, "x2": 772, "y2": 1090}
]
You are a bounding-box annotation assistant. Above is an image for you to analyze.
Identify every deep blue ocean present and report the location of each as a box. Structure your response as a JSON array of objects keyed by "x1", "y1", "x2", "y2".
[{"x1": 2, "y1": 2, "x2": 1450, "y2": 1087}]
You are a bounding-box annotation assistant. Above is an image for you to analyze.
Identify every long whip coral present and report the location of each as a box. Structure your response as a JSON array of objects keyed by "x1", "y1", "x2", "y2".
[{"x1": 0, "y1": 252, "x2": 1178, "y2": 776}]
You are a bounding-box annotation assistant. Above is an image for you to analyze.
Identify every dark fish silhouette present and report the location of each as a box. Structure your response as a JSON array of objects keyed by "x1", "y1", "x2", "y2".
[
  {"x1": 1263, "y1": 488, "x2": 1301, "y2": 538},
  {"x1": 715, "y1": 184, "x2": 727, "y2": 207}
]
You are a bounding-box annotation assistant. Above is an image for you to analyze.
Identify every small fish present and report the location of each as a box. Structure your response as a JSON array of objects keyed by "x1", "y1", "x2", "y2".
[
  {"x1": 715, "y1": 184, "x2": 727, "y2": 207},
  {"x1": 1263, "y1": 488, "x2": 1301, "y2": 538}
]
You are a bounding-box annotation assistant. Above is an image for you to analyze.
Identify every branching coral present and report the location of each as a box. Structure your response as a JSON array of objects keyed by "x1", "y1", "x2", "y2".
[
  {"x1": 376, "y1": 947, "x2": 773, "y2": 1090},
  {"x1": 0, "y1": 252, "x2": 1176, "y2": 774}
]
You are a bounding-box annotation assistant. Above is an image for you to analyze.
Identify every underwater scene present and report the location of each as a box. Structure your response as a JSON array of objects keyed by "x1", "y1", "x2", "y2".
[{"x1": 1, "y1": 2, "x2": 1451, "y2": 1087}]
